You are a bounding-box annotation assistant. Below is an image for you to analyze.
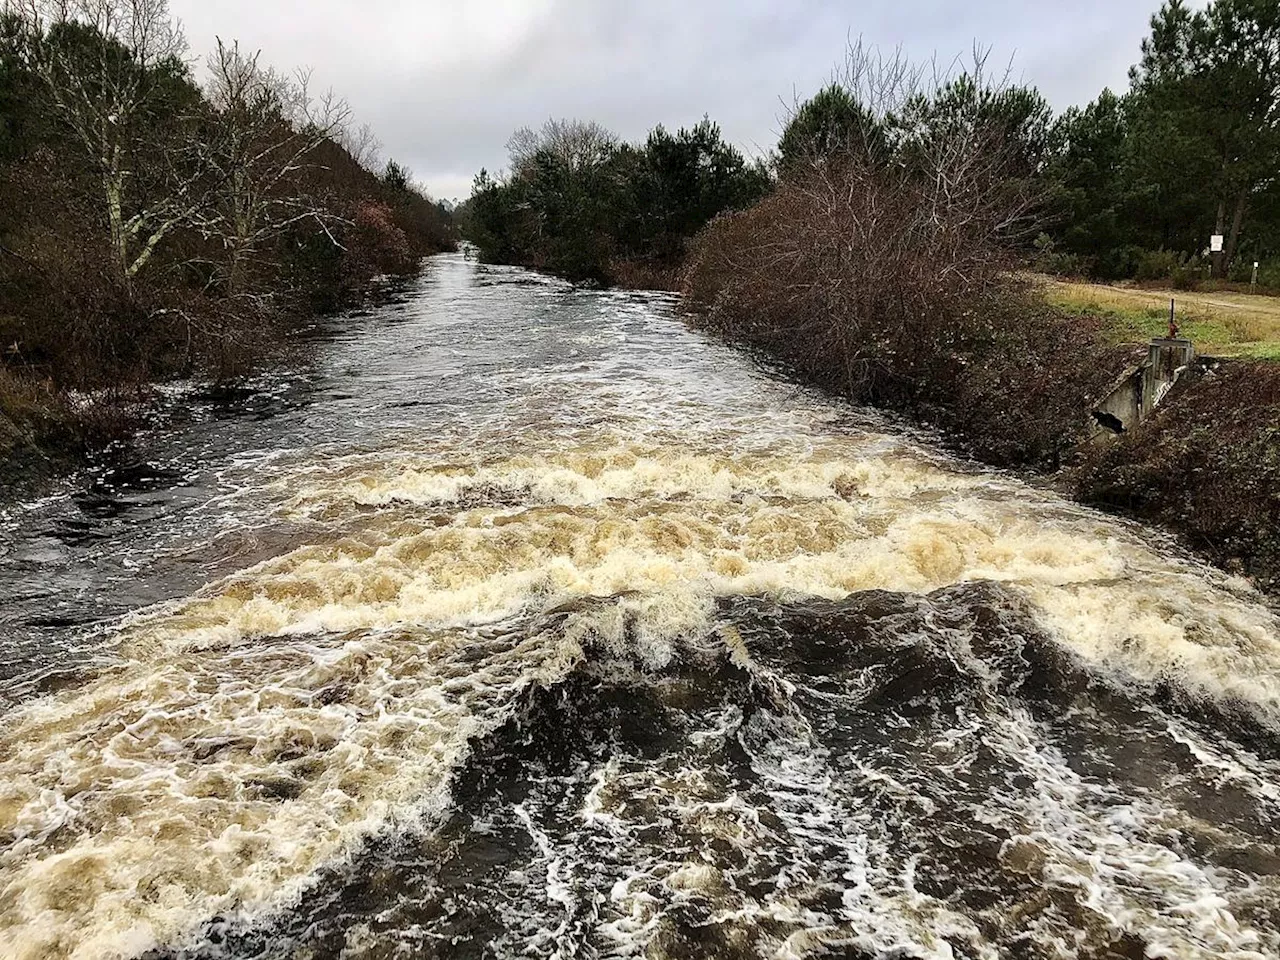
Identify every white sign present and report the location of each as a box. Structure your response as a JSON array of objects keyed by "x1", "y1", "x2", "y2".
[{"x1": 1210, "y1": 235, "x2": 1225, "y2": 253}]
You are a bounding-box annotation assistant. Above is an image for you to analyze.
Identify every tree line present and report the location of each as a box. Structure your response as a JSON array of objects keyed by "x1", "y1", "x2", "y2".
[
  {"x1": 460, "y1": 118, "x2": 771, "y2": 287},
  {"x1": 464, "y1": 0, "x2": 1280, "y2": 291},
  {"x1": 0, "y1": 0, "x2": 456, "y2": 398},
  {"x1": 1046, "y1": 0, "x2": 1280, "y2": 283}
]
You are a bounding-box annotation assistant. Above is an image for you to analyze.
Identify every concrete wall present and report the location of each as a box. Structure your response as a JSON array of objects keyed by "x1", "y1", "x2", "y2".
[{"x1": 1090, "y1": 338, "x2": 1195, "y2": 440}]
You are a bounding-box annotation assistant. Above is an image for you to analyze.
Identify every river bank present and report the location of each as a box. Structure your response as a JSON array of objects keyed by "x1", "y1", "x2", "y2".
[
  {"x1": 1072, "y1": 357, "x2": 1280, "y2": 594},
  {"x1": 0, "y1": 226, "x2": 457, "y2": 494},
  {"x1": 0, "y1": 372, "x2": 85, "y2": 489},
  {"x1": 3, "y1": 251, "x2": 1279, "y2": 958},
  {"x1": 7, "y1": 249, "x2": 1277, "y2": 602},
  {"x1": 678, "y1": 260, "x2": 1280, "y2": 598},
  {"x1": 3, "y1": 19, "x2": 457, "y2": 482}
]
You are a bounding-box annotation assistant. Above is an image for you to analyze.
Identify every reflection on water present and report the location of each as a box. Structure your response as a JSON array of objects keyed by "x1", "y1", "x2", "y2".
[{"x1": 1, "y1": 252, "x2": 1278, "y2": 959}]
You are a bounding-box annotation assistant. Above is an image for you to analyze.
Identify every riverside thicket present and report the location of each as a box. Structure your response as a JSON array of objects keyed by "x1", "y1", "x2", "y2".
[{"x1": 0, "y1": 0, "x2": 456, "y2": 470}]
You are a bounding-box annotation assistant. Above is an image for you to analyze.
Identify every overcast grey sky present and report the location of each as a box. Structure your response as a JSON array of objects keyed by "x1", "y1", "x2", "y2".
[{"x1": 170, "y1": 1, "x2": 1191, "y2": 203}]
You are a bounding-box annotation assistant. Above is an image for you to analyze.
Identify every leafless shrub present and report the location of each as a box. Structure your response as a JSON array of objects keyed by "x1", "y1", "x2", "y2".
[
  {"x1": 506, "y1": 118, "x2": 618, "y2": 178},
  {"x1": 687, "y1": 47, "x2": 1032, "y2": 392},
  {"x1": 684, "y1": 149, "x2": 1036, "y2": 403},
  {"x1": 608, "y1": 258, "x2": 681, "y2": 292}
]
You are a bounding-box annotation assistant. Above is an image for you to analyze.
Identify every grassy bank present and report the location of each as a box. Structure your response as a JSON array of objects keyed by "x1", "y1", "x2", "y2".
[{"x1": 1043, "y1": 278, "x2": 1280, "y2": 361}]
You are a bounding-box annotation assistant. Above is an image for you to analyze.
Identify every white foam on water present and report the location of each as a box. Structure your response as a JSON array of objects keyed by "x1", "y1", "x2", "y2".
[
  {"x1": 1, "y1": 428, "x2": 1278, "y2": 957},
  {"x1": 574, "y1": 645, "x2": 1280, "y2": 959},
  {"x1": 121, "y1": 438, "x2": 1280, "y2": 725},
  {"x1": 0, "y1": 626, "x2": 585, "y2": 959}
]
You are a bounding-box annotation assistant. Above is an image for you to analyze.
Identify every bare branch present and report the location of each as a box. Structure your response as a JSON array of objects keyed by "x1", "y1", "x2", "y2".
[
  {"x1": 12, "y1": 0, "x2": 199, "y2": 284},
  {"x1": 506, "y1": 117, "x2": 618, "y2": 177},
  {"x1": 338, "y1": 122, "x2": 382, "y2": 171},
  {"x1": 201, "y1": 39, "x2": 351, "y2": 296}
]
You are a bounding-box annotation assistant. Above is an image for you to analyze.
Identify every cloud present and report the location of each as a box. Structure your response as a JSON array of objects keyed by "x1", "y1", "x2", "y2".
[{"x1": 169, "y1": 0, "x2": 1178, "y2": 202}]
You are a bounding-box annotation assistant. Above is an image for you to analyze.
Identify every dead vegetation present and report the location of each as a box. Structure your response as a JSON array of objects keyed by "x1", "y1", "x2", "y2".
[{"x1": 683, "y1": 46, "x2": 1130, "y2": 467}]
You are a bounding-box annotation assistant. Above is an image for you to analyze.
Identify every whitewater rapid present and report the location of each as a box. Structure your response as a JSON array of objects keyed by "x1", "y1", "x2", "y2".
[{"x1": 0, "y1": 253, "x2": 1277, "y2": 959}]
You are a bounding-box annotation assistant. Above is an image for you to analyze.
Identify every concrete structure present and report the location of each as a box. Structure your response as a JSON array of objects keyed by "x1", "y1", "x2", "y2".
[{"x1": 1090, "y1": 338, "x2": 1195, "y2": 439}]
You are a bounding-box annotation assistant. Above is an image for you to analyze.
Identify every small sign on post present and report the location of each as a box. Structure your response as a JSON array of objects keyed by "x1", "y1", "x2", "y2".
[
  {"x1": 1254, "y1": 261, "x2": 1261, "y2": 290},
  {"x1": 1211, "y1": 235, "x2": 1225, "y2": 253}
]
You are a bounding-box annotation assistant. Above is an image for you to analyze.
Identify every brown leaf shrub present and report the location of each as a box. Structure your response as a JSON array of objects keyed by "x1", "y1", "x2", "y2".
[
  {"x1": 608, "y1": 257, "x2": 681, "y2": 292},
  {"x1": 682, "y1": 156, "x2": 1131, "y2": 466},
  {"x1": 351, "y1": 202, "x2": 414, "y2": 275},
  {"x1": 683, "y1": 95, "x2": 1042, "y2": 388}
]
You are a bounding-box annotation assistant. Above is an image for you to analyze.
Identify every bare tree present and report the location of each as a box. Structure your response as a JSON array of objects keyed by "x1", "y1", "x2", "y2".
[
  {"x1": 506, "y1": 118, "x2": 617, "y2": 177},
  {"x1": 12, "y1": 0, "x2": 206, "y2": 285},
  {"x1": 201, "y1": 38, "x2": 350, "y2": 299},
  {"x1": 338, "y1": 121, "x2": 382, "y2": 172}
]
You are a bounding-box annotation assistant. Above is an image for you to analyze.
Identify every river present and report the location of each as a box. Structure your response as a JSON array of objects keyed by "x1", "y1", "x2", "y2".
[{"x1": 1, "y1": 251, "x2": 1279, "y2": 959}]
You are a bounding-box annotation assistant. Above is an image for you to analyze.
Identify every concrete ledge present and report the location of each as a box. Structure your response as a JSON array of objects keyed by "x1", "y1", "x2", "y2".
[{"x1": 1090, "y1": 338, "x2": 1195, "y2": 439}]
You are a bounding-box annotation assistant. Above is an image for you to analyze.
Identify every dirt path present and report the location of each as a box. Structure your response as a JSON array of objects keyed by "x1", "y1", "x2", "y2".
[{"x1": 1075, "y1": 283, "x2": 1280, "y2": 318}]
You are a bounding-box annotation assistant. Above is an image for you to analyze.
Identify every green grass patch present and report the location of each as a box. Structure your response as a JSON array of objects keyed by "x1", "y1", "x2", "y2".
[
  {"x1": 1050, "y1": 298, "x2": 1234, "y2": 346},
  {"x1": 1046, "y1": 293, "x2": 1280, "y2": 362},
  {"x1": 1237, "y1": 341, "x2": 1280, "y2": 361}
]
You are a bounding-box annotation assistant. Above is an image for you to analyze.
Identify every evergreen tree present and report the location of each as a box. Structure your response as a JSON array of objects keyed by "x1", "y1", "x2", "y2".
[
  {"x1": 1130, "y1": 0, "x2": 1280, "y2": 276},
  {"x1": 777, "y1": 83, "x2": 886, "y2": 168}
]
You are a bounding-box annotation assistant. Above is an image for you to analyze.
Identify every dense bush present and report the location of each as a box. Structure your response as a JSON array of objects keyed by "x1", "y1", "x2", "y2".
[
  {"x1": 1032, "y1": 234, "x2": 1091, "y2": 278},
  {"x1": 1228, "y1": 257, "x2": 1280, "y2": 290},
  {"x1": 1125, "y1": 249, "x2": 1208, "y2": 290},
  {"x1": 1169, "y1": 265, "x2": 1204, "y2": 291},
  {"x1": 1134, "y1": 249, "x2": 1185, "y2": 282}
]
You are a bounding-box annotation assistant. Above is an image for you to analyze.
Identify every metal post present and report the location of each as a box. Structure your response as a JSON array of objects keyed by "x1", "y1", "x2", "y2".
[
  {"x1": 1168, "y1": 298, "x2": 1178, "y2": 341},
  {"x1": 1253, "y1": 261, "x2": 1260, "y2": 291}
]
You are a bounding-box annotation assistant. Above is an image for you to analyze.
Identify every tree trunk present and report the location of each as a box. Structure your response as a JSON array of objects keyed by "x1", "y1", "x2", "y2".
[
  {"x1": 1223, "y1": 187, "x2": 1248, "y2": 278},
  {"x1": 229, "y1": 175, "x2": 252, "y2": 297},
  {"x1": 1211, "y1": 197, "x2": 1227, "y2": 280},
  {"x1": 105, "y1": 171, "x2": 130, "y2": 287},
  {"x1": 228, "y1": 241, "x2": 248, "y2": 297}
]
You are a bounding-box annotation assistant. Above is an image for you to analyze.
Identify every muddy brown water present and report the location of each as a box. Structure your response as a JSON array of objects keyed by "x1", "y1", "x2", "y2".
[{"x1": 2, "y1": 252, "x2": 1279, "y2": 959}]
